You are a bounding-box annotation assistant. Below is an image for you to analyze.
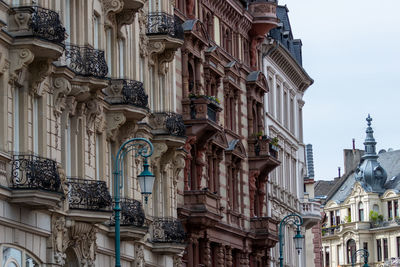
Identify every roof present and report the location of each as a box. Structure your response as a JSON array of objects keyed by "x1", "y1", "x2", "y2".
[
  {"x1": 269, "y1": 5, "x2": 303, "y2": 66},
  {"x1": 314, "y1": 179, "x2": 339, "y2": 199}
]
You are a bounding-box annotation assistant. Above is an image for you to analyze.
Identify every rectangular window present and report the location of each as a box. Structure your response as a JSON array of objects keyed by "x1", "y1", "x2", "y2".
[
  {"x1": 363, "y1": 242, "x2": 368, "y2": 251},
  {"x1": 106, "y1": 29, "x2": 112, "y2": 76},
  {"x1": 283, "y1": 90, "x2": 288, "y2": 128},
  {"x1": 276, "y1": 85, "x2": 281, "y2": 122},
  {"x1": 213, "y1": 16, "x2": 220, "y2": 46},
  {"x1": 64, "y1": 0, "x2": 71, "y2": 43},
  {"x1": 14, "y1": 89, "x2": 19, "y2": 152},
  {"x1": 93, "y1": 14, "x2": 100, "y2": 49},
  {"x1": 377, "y1": 239, "x2": 382, "y2": 262},
  {"x1": 118, "y1": 39, "x2": 124, "y2": 77},
  {"x1": 96, "y1": 134, "x2": 101, "y2": 180},
  {"x1": 397, "y1": 236, "x2": 400, "y2": 257},
  {"x1": 33, "y1": 97, "x2": 39, "y2": 154},
  {"x1": 389, "y1": 201, "x2": 393, "y2": 219},
  {"x1": 108, "y1": 142, "x2": 113, "y2": 196},
  {"x1": 395, "y1": 200, "x2": 399, "y2": 218},
  {"x1": 336, "y1": 245, "x2": 340, "y2": 265},
  {"x1": 290, "y1": 97, "x2": 295, "y2": 133},
  {"x1": 348, "y1": 208, "x2": 351, "y2": 222},
  {"x1": 383, "y1": 238, "x2": 388, "y2": 260},
  {"x1": 330, "y1": 211, "x2": 334, "y2": 226},
  {"x1": 335, "y1": 210, "x2": 340, "y2": 225},
  {"x1": 65, "y1": 117, "x2": 71, "y2": 176},
  {"x1": 325, "y1": 247, "x2": 330, "y2": 267}
]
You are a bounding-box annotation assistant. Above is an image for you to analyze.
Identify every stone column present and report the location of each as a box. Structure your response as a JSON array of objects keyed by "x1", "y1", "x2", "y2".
[
  {"x1": 203, "y1": 239, "x2": 212, "y2": 267},
  {"x1": 226, "y1": 246, "x2": 233, "y2": 266},
  {"x1": 217, "y1": 244, "x2": 225, "y2": 267},
  {"x1": 240, "y1": 252, "x2": 250, "y2": 267}
]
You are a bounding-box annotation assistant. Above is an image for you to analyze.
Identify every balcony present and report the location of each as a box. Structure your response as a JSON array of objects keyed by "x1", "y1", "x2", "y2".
[
  {"x1": 67, "y1": 178, "x2": 112, "y2": 223},
  {"x1": 300, "y1": 199, "x2": 321, "y2": 229},
  {"x1": 61, "y1": 44, "x2": 108, "y2": 79},
  {"x1": 104, "y1": 79, "x2": 149, "y2": 121},
  {"x1": 9, "y1": 154, "x2": 63, "y2": 208},
  {"x1": 182, "y1": 96, "x2": 222, "y2": 145},
  {"x1": 250, "y1": 217, "x2": 279, "y2": 249},
  {"x1": 146, "y1": 12, "x2": 184, "y2": 61},
  {"x1": 248, "y1": 0, "x2": 279, "y2": 36},
  {"x1": 321, "y1": 225, "x2": 340, "y2": 237},
  {"x1": 149, "y1": 112, "x2": 186, "y2": 146},
  {"x1": 179, "y1": 190, "x2": 223, "y2": 229},
  {"x1": 8, "y1": 6, "x2": 66, "y2": 58},
  {"x1": 248, "y1": 136, "x2": 280, "y2": 180},
  {"x1": 150, "y1": 217, "x2": 186, "y2": 254},
  {"x1": 108, "y1": 198, "x2": 147, "y2": 241}
]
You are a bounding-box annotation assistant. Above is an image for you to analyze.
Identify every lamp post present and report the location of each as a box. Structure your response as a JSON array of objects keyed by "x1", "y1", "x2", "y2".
[
  {"x1": 352, "y1": 249, "x2": 369, "y2": 267},
  {"x1": 279, "y1": 213, "x2": 304, "y2": 267},
  {"x1": 113, "y1": 138, "x2": 155, "y2": 267}
]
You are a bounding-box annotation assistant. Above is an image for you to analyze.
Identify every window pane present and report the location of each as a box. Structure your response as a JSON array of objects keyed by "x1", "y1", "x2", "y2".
[
  {"x1": 26, "y1": 254, "x2": 38, "y2": 267},
  {"x1": 3, "y1": 247, "x2": 22, "y2": 266}
]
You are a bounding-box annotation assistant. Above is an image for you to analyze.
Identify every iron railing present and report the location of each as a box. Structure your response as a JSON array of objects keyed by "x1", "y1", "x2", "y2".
[
  {"x1": 11, "y1": 154, "x2": 61, "y2": 192},
  {"x1": 110, "y1": 198, "x2": 145, "y2": 227},
  {"x1": 151, "y1": 217, "x2": 186, "y2": 243},
  {"x1": 164, "y1": 112, "x2": 186, "y2": 137},
  {"x1": 29, "y1": 6, "x2": 66, "y2": 44},
  {"x1": 146, "y1": 12, "x2": 184, "y2": 40},
  {"x1": 107, "y1": 79, "x2": 149, "y2": 109},
  {"x1": 67, "y1": 178, "x2": 112, "y2": 211},
  {"x1": 64, "y1": 44, "x2": 108, "y2": 78}
]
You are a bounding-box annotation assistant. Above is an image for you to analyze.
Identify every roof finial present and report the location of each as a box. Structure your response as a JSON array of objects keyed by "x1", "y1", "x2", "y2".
[{"x1": 366, "y1": 114, "x2": 372, "y2": 127}]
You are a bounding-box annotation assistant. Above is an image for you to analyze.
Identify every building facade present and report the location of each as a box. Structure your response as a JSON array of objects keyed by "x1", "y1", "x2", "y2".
[
  {"x1": 173, "y1": 0, "x2": 283, "y2": 266},
  {"x1": 0, "y1": 0, "x2": 188, "y2": 266},
  {"x1": 262, "y1": 5, "x2": 319, "y2": 267},
  {"x1": 322, "y1": 116, "x2": 400, "y2": 267}
]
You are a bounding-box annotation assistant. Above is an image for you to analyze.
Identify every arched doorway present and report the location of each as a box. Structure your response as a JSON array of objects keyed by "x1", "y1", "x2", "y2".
[
  {"x1": 65, "y1": 247, "x2": 79, "y2": 267},
  {"x1": 347, "y1": 239, "x2": 356, "y2": 264}
]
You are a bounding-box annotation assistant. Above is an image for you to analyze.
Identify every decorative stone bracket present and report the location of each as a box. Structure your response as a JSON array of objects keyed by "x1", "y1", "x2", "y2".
[{"x1": 105, "y1": 112, "x2": 127, "y2": 141}]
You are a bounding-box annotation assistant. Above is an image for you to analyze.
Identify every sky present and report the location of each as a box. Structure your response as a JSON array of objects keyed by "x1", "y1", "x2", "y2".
[{"x1": 279, "y1": 0, "x2": 400, "y2": 180}]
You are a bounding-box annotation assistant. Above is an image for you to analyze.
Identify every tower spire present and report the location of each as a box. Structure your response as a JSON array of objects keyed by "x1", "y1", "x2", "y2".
[{"x1": 362, "y1": 114, "x2": 378, "y2": 159}]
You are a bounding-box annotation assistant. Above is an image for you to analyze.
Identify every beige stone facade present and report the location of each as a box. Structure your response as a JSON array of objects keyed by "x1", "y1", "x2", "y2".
[{"x1": 0, "y1": 0, "x2": 187, "y2": 266}]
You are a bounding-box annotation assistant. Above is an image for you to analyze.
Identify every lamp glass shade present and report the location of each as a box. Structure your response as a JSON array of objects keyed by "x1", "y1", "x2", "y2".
[
  {"x1": 138, "y1": 164, "x2": 155, "y2": 195},
  {"x1": 293, "y1": 231, "x2": 304, "y2": 253}
]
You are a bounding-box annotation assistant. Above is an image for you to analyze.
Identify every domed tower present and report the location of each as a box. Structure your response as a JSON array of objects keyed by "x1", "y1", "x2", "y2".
[{"x1": 355, "y1": 115, "x2": 387, "y2": 193}]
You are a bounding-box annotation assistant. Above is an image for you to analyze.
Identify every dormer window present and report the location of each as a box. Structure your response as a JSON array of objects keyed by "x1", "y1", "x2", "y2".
[{"x1": 358, "y1": 202, "x2": 364, "y2": 221}]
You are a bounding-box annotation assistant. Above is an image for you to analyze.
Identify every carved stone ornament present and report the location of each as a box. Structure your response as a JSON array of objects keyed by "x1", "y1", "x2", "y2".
[
  {"x1": 135, "y1": 244, "x2": 145, "y2": 267},
  {"x1": 106, "y1": 112, "x2": 126, "y2": 141},
  {"x1": 9, "y1": 48, "x2": 34, "y2": 86},
  {"x1": 29, "y1": 59, "x2": 52, "y2": 96},
  {"x1": 86, "y1": 98, "x2": 105, "y2": 133},
  {"x1": 53, "y1": 77, "x2": 72, "y2": 115},
  {"x1": 52, "y1": 215, "x2": 69, "y2": 265},
  {"x1": 173, "y1": 255, "x2": 183, "y2": 267},
  {"x1": 0, "y1": 52, "x2": 10, "y2": 76},
  {"x1": 69, "y1": 222, "x2": 97, "y2": 267},
  {"x1": 101, "y1": 0, "x2": 123, "y2": 26},
  {"x1": 151, "y1": 143, "x2": 168, "y2": 172}
]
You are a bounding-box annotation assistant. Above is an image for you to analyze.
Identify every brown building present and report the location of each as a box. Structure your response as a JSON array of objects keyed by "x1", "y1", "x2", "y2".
[{"x1": 173, "y1": 0, "x2": 281, "y2": 265}]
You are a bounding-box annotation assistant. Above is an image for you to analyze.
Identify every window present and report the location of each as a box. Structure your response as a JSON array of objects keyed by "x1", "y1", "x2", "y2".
[
  {"x1": 397, "y1": 236, "x2": 400, "y2": 257},
  {"x1": 324, "y1": 247, "x2": 330, "y2": 267},
  {"x1": 395, "y1": 200, "x2": 399, "y2": 218},
  {"x1": 358, "y1": 202, "x2": 364, "y2": 221},
  {"x1": 389, "y1": 201, "x2": 393, "y2": 220},
  {"x1": 64, "y1": 0, "x2": 71, "y2": 43},
  {"x1": 283, "y1": 90, "x2": 288, "y2": 128},
  {"x1": 33, "y1": 97, "x2": 39, "y2": 154},
  {"x1": 106, "y1": 29, "x2": 113, "y2": 76},
  {"x1": 290, "y1": 97, "x2": 295, "y2": 133},
  {"x1": 363, "y1": 242, "x2": 368, "y2": 251},
  {"x1": 13, "y1": 88, "x2": 19, "y2": 152},
  {"x1": 330, "y1": 211, "x2": 334, "y2": 226},
  {"x1": 0, "y1": 245, "x2": 39, "y2": 266},
  {"x1": 377, "y1": 239, "x2": 382, "y2": 262},
  {"x1": 335, "y1": 210, "x2": 340, "y2": 225},
  {"x1": 118, "y1": 39, "x2": 125, "y2": 77},
  {"x1": 347, "y1": 207, "x2": 351, "y2": 222},
  {"x1": 95, "y1": 134, "x2": 101, "y2": 180},
  {"x1": 276, "y1": 85, "x2": 281, "y2": 122},
  {"x1": 65, "y1": 117, "x2": 71, "y2": 176},
  {"x1": 93, "y1": 14, "x2": 100, "y2": 49},
  {"x1": 347, "y1": 239, "x2": 356, "y2": 264},
  {"x1": 383, "y1": 238, "x2": 388, "y2": 260},
  {"x1": 336, "y1": 245, "x2": 340, "y2": 266}
]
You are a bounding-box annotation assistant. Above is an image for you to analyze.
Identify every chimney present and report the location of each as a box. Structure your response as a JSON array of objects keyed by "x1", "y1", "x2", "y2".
[
  {"x1": 338, "y1": 167, "x2": 341, "y2": 178},
  {"x1": 352, "y1": 138, "x2": 355, "y2": 151},
  {"x1": 305, "y1": 144, "x2": 315, "y2": 179}
]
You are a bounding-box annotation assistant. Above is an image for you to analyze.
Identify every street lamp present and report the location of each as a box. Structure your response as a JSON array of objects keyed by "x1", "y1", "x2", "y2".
[
  {"x1": 113, "y1": 138, "x2": 154, "y2": 267},
  {"x1": 279, "y1": 213, "x2": 304, "y2": 267},
  {"x1": 352, "y1": 249, "x2": 369, "y2": 267}
]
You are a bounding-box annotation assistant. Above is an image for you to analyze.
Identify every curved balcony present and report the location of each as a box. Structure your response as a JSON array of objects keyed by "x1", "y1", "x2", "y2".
[
  {"x1": 146, "y1": 12, "x2": 184, "y2": 59},
  {"x1": 108, "y1": 198, "x2": 147, "y2": 241},
  {"x1": 67, "y1": 177, "x2": 112, "y2": 222},
  {"x1": 8, "y1": 6, "x2": 66, "y2": 58},
  {"x1": 104, "y1": 79, "x2": 149, "y2": 121},
  {"x1": 248, "y1": 0, "x2": 279, "y2": 36},
  {"x1": 182, "y1": 95, "x2": 222, "y2": 146},
  {"x1": 151, "y1": 217, "x2": 186, "y2": 254},
  {"x1": 10, "y1": 154, "x2": 62, "y2": 208},
  {"x1": 301, "y1": 199, "x2": 322, "y2": 229},
  {"x1": 248, "y1": 136, "x2": 280, "y2": 180},
  {"x1": 149, "y1": 112, "x2": 186, "y2": 147},
  {"x1": 61, "y1": 44, "x2": 108, "y2": 79}
]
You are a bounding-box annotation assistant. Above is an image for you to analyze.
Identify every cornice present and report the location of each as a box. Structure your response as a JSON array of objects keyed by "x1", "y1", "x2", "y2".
[{"x1": 267, "y1": 43, "x2": 313, "y2": 93}]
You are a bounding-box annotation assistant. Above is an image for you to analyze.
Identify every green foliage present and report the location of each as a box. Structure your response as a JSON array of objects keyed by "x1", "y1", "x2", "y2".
[
  {"x1": 189, "y1": 93, "x2": 221, "y2": 104},
  {"x1": 369, "y1": 210, "x2": 384, "y2": 222},
  {"x1": 344, "y1": 215, "x2": 351, "y2": 223},
  {"x1": 270, "y1": 137, "x2": 279, "y2": 146}
]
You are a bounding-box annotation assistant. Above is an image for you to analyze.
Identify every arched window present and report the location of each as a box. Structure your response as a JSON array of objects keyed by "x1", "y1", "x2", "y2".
[
  {"x1": 0, "y1": 245, "x2": 40, "y2": 266},
  {"x1": 358, "y1": 202, "x2": 364, "y2": 221},
  {"x1": 347, "y1": 239, "x2": 356, "y2": 264}
]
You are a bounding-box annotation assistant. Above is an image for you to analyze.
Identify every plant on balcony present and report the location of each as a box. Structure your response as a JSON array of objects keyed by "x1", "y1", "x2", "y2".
[
  {"x1": 189, "y1": 93, "x2": 221, "y2": 105},
  {"x1": 344, "y1": 215, "x2": 351, "y2": 223},
  {"x1": 395, "y1": 216, "x2": 400, "y2": 225},
  {"x1": 369, "y1": 210, "x2": 384, "y2": 227}
]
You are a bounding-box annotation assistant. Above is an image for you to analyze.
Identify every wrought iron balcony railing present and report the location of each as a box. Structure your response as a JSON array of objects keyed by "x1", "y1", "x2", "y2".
[
  {"x1": 11, "y1": 154, "x2": 61, "y2": 192},
  {"x1": 64, "y1": 44, "x2": 108, "y2": 78},
  {"x1": 110, "y1": 198, "x2": 145, "y2": 227},
  {"x1": 106, "y1": 79, "x2": 149, "y2": 109},
  {"x1": 151, "y1": 217, "x2": 186, "y2": 243},
  {"x1": 164, "y1": 112, "x2": 186, "y2": 137},
  {"x1": 146, "y1": 12, "x2": 184, "y2": 40},
  {"x1": 10, "y1": 6, "x2": 66, "y2": 45},
  {"x1": 67, "y1": 178, "x2": 112, "y2": 211}
]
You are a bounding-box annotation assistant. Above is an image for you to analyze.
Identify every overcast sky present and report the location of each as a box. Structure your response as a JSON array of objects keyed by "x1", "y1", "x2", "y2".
[{"x1": 279, "y1": 0, "x2": 400, "y2": 180}]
